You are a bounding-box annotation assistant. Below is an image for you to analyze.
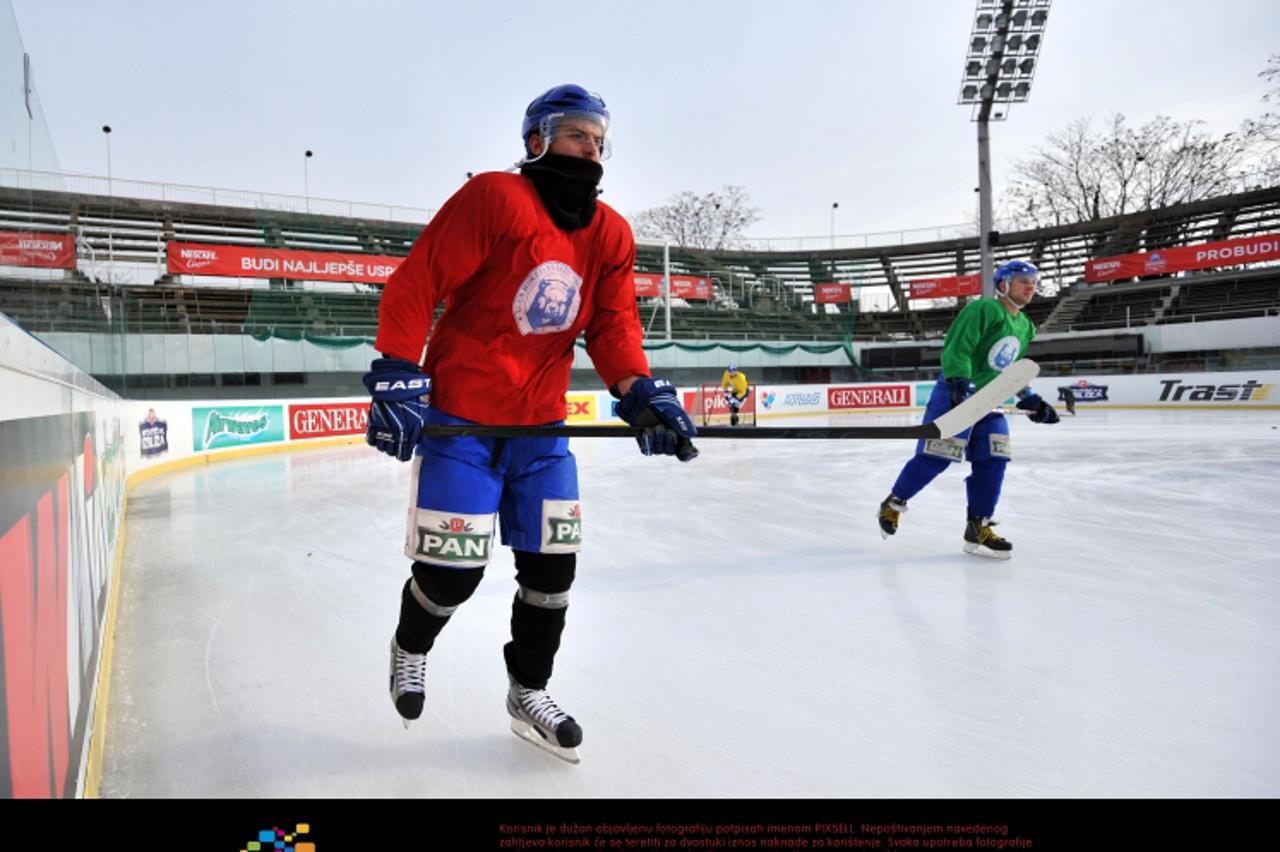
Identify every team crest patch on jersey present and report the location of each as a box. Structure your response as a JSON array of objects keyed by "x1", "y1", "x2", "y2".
[
  {"x1": 923, "y1": 436, "x2": 966, "y2": 462},
  {"x1": 514, "y1": 261, "x2": 583, "y2": 335},
  {"x1": 405, "y1": 508, "x2": 495, "y2": 567},
  {"x1": 987, "y1": 336, "x2": 1022, "y2": 371},
  {"x1": 541, "y1": 500, "x2": 583, "y2": 553}
]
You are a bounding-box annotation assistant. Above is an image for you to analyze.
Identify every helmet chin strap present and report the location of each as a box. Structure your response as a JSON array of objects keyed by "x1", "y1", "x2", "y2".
[{"x1": 998, "y1": 285, "x2": 1031, "y2": 309}]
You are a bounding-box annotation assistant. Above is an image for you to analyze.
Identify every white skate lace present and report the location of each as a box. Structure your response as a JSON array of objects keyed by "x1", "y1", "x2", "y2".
[
  {"x1": 393, "y1": 646, "x2": 426, "y2": 696},
  {"x1": 516, "y1": 687, "x2": 570, "y2": 731}
]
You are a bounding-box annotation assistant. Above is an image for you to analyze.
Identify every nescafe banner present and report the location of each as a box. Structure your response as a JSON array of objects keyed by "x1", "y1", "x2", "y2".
[
  {"x1": 167, "y1": 241, "x2": 404, "y2": 283},
  {"x1": 908, "y1": 273, "x2": 982, "y2": 300},
  {"x1": 0, "y1": 231, "x2": 76, "y2": 269},
  {"x1": 1085, "y1": 233, "x2": 1280, "y2": 283},
  {"x1": 633, "y1": 273, "x2": 714, "y2": 301}
]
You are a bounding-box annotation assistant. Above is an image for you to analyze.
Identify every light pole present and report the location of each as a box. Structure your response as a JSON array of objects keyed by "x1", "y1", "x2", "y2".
[
  {"x1": 958, "y1": 0, "x2": 1050, "y2": 296},
  {"x1": 103, "y1": 125, "x2": 114, "y2": 272},
  {"x1": 830, "y1": 202, "x2": 839, "y2": 249},
  {"x1": 101, "y1": 124, "x2": 113, "y2": 190},
  {"x1": 304, "y1": 150, "x2": 313, "y2": 212}
]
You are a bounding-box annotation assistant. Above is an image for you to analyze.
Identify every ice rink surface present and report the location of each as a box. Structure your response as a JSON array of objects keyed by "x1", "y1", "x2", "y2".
[{"x1": 100, "y1": 408, "x2": 1280, "y2": 798}]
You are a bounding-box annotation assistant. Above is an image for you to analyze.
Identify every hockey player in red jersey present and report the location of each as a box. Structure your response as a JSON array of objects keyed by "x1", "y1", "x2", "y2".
[{"x1": 363, "y1": 84, "x2": 697, "y2": 762}]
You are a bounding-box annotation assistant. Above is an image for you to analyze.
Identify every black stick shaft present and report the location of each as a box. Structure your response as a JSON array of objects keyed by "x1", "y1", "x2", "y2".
[{"x1": 420, "y1": 423, "x2": 939, "y2": 440}]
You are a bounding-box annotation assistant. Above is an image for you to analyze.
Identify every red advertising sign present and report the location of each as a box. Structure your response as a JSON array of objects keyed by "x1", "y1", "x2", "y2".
[
  {"x1": 1085, "y1": 233, "x2": 1280, "y2": 283},
  {"x1": 633, "y1": 273, "x2": 714, "y2": 301},
  {"x1": 908, "y1": 273, "x2": 981, "y2": 300},
  {"x1": 682, "y1": 389, "x2": 757, "y2": 416},
  {"x1": 828, "y1": 384, "x2": 911, "y2": 410},
  {"x1": 288, "y1": 403, "x2": 369, "y2": 439},
  {"x1": 0, "y1": 231, "x2": 76, "y2": 269},
  {"x1": 168, "y1": 241, "x2": 404, "y2": 283},
  {"x1": 814, "y1": 283, "x2": 852, "y2": 304}
]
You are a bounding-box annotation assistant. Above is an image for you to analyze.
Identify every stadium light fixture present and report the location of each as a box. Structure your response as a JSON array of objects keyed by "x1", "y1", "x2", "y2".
[
  {"x1": 957, "y1": 0, "x2": 1051, "y2": 296},
  {"x1": 304, "y1": 150, "x2": 313, "y2": 212}
]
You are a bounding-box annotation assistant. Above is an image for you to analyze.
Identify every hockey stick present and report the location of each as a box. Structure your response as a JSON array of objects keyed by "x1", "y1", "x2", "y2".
[{"x1": 419, "y1": 359, "x2": 1040, "y2": 441}]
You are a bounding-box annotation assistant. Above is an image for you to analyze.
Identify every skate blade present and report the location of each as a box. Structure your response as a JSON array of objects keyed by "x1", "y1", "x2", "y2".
[
  {"x1": 963, "y1": 542, "x2": 1012, "y2": 560},
  {"x1": 510, "y1": 718, "x2": 581, "y2": 764}
]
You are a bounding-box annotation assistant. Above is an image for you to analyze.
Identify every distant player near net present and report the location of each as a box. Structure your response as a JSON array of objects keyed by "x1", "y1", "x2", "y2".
[
  {"x1": 876, "y1": 260, "x2": 1059, "y2": 559},
  {"x1": 721, "y1": 363, "x2": 749, "y2": 426},
  {"x1": 361, "y1": 84, "x2": 697, "y2": 763}
]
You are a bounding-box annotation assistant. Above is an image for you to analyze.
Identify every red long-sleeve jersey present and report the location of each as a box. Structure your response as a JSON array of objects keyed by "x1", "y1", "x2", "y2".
[{"x1": 375, "y1": 171, "x2": 650, "y2": 425}]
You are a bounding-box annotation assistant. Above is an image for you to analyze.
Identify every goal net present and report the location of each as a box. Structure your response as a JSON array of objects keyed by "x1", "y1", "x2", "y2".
[{"x1": 691, "y1": 383, "x2": 757, "y2": 427}]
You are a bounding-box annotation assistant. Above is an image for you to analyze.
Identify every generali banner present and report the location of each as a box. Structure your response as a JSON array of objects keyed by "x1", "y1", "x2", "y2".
[
  {"x1": 0, "y1": 231, "x2": 76, "y2": 269},
  {"x1": 828, "y1": 384, "x2": 912, "y2": 410},
  {"x1": 167, "y1": 241, "x2": 404, "y2": 283},
  {"x1": 908, "y1": 273, "x2": 981, "y2": 300},
  {"x1": 1085, "y1": 233, "x2": 1280, "y2": 283},
  {"x1": 288, "y1": 402, "x2": 368, "y2": 439},
  {"x1": 633, "y1": 273, "x2": 713, "y2": 301},
  {"x1": 814, "y1": 283, "x2": 852, "y2": 304}
]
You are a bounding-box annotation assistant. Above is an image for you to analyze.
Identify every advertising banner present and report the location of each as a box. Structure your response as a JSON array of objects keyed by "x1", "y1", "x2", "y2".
[
  {"x1": 756, "y1": 386, "x2": 826, "y2": 415},
  {"x1": 828, "y1": 384, "x2": 912, "y2": 410},
  {"x1": 1084, "y1": 233, "x2": 1280, "y2": 283},
  {"x1": 564, "y1": 393, "x2": 598, "y2": 423},
  {"x1": 167, "y1": 241, "x2": 403, "y2": 284},
  {"x1": 288, "y1": 402, "x2": 368, "y2": 440},
  {"x1": 192, "y1": 406, "x2": 286, "y2": 451},
  {"x1": 814, "y1": 283, "x2": 852, "y2": 304},
  {"x1": 0, "y1": 230, "x2": 76, "y2": 269},
  {"x1": 139, "y1": 408, "x2": 170, "y2": 457},
  {"x1": 682, "y1": 388, "x2": 758, "y2": 418},
  {"x1": 633, "y1": 273, "x2": 714, "y2": 301},
  {"x1": 0, "y1": 411, "x2": 125, "y2": 797},
  {"x1": 908, "y1": 273, "x2": 981, "y2": 300}
]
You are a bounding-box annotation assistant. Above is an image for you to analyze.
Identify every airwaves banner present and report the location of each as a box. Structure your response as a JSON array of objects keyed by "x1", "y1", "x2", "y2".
[
  {"x1": 0, "y1": 230, "x2": 76, "y2": 269},
  {"x1": 633, "y1": 273, "x2": 714, "y2": 301},
  {"x1": 1085, "y1": 233, "x2": 1280, "y2": 283},
  {"x1": 908, "y1": 273, "x2": 981, "y2": 300},
  {"x1": 167, "y1": 241, "x2": 404, "y2": 283}
]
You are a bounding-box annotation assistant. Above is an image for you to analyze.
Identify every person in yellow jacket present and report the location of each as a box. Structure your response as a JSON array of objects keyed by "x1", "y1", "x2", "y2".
[{"x1": 720, "y1": 363, "x2": 749, "y2": 426}]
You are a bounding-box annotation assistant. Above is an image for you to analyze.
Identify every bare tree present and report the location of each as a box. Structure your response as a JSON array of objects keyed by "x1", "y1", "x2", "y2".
[
  {"x1": 1003, "y1": 113, "x2": 1266, "y2": 230},
  {"x1": 631, "y1": 186, "x2": 761, "y2": 250},
  {"x1": 1242, "y1": 53, "x2": 1280, "y2": 185}
]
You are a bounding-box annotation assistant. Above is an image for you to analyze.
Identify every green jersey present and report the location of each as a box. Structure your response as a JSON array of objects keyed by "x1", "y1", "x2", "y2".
[{"x1": 940, "y1": 298, "x2": 1036, "y2": 390}]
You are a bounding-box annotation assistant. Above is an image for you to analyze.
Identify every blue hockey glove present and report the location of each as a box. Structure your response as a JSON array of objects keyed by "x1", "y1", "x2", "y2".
[
  {"x1": 945, "y1": 377, "x2": 976, "y2": 409},
  {"x1": 616, "y1": 377, "x2": 699, "y2": 462},
  {"x1": 362, "y1": 357, "x2": 432, "y2": 461},
  {"x1": 1016, "y1": 390, "x2": 1060, "y2": 424}
]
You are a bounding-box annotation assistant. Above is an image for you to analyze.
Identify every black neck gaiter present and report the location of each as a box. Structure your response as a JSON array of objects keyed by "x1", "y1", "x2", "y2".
[{"x1": 520, "y1": 154, "x2": 603, "y2": 231}]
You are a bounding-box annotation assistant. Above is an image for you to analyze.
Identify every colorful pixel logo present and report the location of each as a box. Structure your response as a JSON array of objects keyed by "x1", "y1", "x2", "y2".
[
  {"x1": 241, "y1": 824, "x2": 314, "y2": 852},
  {"x1": 760, "y1": 391, "x2": 777, "y2": 410}
]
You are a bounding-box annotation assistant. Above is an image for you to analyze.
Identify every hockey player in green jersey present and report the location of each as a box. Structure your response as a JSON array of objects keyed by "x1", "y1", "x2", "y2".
[{"x1": 876, "y1": 260, "x2": 1059, "y2": 559}]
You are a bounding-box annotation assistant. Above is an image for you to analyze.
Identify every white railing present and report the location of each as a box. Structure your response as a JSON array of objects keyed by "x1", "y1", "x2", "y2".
[
  {"x1": 0, "y1": 167, "x2": 435, "y2": 224},
  {"x1": 738, "y1": 222, "x2": 980, "y2": 252}
]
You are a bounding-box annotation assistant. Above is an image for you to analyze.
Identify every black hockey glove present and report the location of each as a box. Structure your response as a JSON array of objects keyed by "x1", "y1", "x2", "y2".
[
  {"x1": 945, "y1": 377, "x2": 976, "y2": 409},
  {"x1": 1015, "y1": 390, "x2": 1060, "y2": 424},
  {"x1": 362, "y1": 357, "x2": 432, "y2": 461},
  {"x1": 616, "y1": 377, "x2": 699, "y2": 462}
]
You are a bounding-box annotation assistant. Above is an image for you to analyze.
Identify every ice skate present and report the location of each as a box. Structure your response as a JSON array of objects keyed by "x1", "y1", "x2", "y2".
[
  {"x1": 877, "y1": 494, "x2": 907, "y2": 539},
  {"x1": 506, "y1": 675, "x2": 583, "y2": 764},
  {"x1": 389, "y1": 635, "x2": 427, "y2": 729},
  {"x1": 963, "y1": 511, "x2": 1012, "y2": 560}
]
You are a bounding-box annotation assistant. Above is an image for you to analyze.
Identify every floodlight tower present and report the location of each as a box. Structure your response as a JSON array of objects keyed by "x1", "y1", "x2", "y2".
[{"x1": 958, "y1": 0, "x2": 1050, "y2": 297}]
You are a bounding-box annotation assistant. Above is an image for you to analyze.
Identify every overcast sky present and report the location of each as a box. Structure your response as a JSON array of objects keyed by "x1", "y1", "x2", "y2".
[{"x1": 10, "y1": 0, "x2": 1279, "y2": 239}]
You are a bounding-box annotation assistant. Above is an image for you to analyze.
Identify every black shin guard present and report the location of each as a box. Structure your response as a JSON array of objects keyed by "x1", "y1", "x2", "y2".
[
  {"x1": 504, "y1": 551, "x2": 576, "y2": 690},
  {"x1": 395, "y1": 561, "x2": 485, "y2": 653}
]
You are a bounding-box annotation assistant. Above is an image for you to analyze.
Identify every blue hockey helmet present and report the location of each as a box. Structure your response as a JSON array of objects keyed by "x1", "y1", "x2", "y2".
[
  {"x1": 727, "y1": 362, "x2": 738, "y2": 373},
  {"x1": 522, "y1": 84, "x2": 610, "y2": 156},
  {"x1": 994, "y1": 260, "x2": 1039, "y2": 292}
]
